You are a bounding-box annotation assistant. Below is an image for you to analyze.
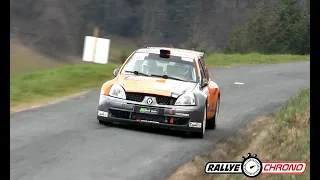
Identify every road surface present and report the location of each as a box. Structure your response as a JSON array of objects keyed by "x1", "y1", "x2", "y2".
[{"x1": 10, "y1": 62, "x2": 310, "y2": 180}]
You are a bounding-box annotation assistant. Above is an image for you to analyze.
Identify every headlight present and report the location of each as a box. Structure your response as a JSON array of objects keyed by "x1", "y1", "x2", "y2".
[
  {"x1": 175, "y1": 92, "x2": 196, "y2": 106},
  {"x1": 108, "y1": 84, "x2": 126, "y2": 99}
]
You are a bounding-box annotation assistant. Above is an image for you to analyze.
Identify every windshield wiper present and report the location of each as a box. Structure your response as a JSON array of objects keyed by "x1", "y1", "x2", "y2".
[
  {"x1": 150, "y1": 74, "x2": 188, "y2": 82},
  {"x1": 124, "y1": 70, "x2": 150, "y2": 77},
  {"x1": 124, "y1": 70, "x2": 188, "y2": 82}
]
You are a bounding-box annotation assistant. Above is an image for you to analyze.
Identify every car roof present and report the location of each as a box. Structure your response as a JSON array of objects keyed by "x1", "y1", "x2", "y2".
[{"x1": 135, "y1": 47, "x2": 204, "y2": 59}]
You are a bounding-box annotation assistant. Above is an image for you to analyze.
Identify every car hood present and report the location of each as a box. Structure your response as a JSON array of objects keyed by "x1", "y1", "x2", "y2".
[{"x1": 116, "y1": 74, "x2": 197, "y2": 97}]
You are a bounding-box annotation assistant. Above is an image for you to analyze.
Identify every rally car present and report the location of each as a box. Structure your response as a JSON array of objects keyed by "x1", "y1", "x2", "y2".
[{"x1": 97, "y1": 47, "x2": 220, "y2": 138}]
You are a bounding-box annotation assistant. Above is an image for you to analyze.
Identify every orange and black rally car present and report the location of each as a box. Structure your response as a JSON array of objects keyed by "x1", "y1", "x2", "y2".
[{"x1": 97, "y1": 47, "x2": 220, "y2": 138}]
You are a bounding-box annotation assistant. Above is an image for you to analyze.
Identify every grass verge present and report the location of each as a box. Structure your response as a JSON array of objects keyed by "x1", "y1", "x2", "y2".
[
  {"x1": 168, "y1": 86, "x2": 310, "y2": 180},
  {"x1": 10, "y1": 53, "x2": 309, "y2": 112},
  {"x1": 10, "y1": 63, "x2": 120, "y2": 112},
  {"x1": 205, "y1": 53, "x2": 309, "y2": 67}
]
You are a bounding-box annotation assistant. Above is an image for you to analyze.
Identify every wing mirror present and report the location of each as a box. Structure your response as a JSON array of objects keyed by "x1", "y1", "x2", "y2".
[
  {"x1": 201, "y1": 78, "x2": 208, "y2": 88},
  {"x1": 113, "y1": 68, "x2": 119, "y2": 77}
]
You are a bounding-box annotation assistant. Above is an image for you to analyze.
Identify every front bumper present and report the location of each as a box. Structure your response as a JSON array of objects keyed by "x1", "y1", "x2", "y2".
[{"x1": 97, "y1": 95, "x2": 205, "y2": 132}]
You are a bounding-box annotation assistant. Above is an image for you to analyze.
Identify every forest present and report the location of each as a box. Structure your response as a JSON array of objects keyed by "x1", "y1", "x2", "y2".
[{"x1": 10, "y1": 0, "x2": 310, "y2": 59}]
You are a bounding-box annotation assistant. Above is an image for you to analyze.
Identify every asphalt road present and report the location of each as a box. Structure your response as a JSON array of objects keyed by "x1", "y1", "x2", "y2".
[{"x1": 10, "y1": 62, "x2": 310, "y2": 180}]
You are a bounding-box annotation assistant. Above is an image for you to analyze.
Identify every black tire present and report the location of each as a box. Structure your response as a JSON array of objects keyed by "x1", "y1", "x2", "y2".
[
  {"x1": 192, "y1": 131, "x2": 204, "y2": 138},
  {"x1": 191, "y1": 106, "x2": 207, "y2": 139},
  {"x1": 207, "y1": 96, "x2": 220, "y2": 129}
]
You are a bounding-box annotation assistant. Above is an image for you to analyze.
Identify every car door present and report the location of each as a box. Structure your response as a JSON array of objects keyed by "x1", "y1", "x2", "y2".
[
  {"x1": 200, "y1": 56, "x2": 219, "y2": 119},
  {"x1": 198, "y1": 59, "x2": 215, "y2": 119}
]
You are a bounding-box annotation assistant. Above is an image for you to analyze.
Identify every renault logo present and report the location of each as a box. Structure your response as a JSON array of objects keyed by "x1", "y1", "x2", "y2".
[{"x1": 147, "y1": 98, "x2": 153, "y2": 105}]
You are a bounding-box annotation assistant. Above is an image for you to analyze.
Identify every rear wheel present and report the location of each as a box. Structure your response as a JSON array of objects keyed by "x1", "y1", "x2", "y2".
[{"x1": 207, "y1": 96, "x2": 220, "y2": 129}]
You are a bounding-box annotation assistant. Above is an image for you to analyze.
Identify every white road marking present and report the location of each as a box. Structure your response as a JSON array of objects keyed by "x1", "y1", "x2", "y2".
[{"x1": 234, "y1": 82, "x2": 245, "y2": 85}]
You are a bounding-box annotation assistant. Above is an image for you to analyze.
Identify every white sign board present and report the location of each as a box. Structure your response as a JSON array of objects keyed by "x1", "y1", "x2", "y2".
[{"x1": 82, "y1": 36, "x2": 110, "y2": 64}]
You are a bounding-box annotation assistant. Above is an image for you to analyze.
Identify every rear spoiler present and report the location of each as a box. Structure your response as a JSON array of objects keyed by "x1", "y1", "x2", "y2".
[{"x1": 146, "y1": 47, "x2": 204, "y2": 58}]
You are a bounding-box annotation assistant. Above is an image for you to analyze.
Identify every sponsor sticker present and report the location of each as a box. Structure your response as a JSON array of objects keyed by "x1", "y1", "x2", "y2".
[
  {"x1": 98, "y1": 110, "x2": 108, "y2": 117},
  {"x1": 139, "y1": 108, "x2": 158, "y2": 114},
  {"x1": 175, "y1": 112, "x2": 189, "y2": 117},
  {"x1": 189, "y1": 122, "x2": 202, "y2": 128},
  {"x1": 141, "y1": 120, "x2": 159, "y2": 124},
  {"x1": 205, "y1": 153, "x2": 308, "y2": 178}
]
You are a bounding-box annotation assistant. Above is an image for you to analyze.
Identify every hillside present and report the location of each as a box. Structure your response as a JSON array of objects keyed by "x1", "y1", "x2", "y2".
[
  {"x1": 10, "y1": 0, "x2": 309, "y2": 60},
  {"x1": 10, "y1": 0, "x2": 309, "y2": 79},
  {"x1": 10, "y1": 35, "x2": 138, "y2": 77},
  {"x1": 10, "y1": 0, "x2": 252, "y2": 57},
  {"x1": 10, "y1": 40, "x2": 72, "y2": 77}
]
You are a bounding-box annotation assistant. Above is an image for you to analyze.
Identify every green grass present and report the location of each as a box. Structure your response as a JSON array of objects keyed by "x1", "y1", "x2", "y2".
[
  {"x1": 258, "y1": 86, "x2": 310, "y2": 180},
  {"x1": 10, "y1": 63, "x2": 121, "y2": 109},
  {"x1": 168, "y1": 86, "x2": 310, "y2": 180},
  {"x1": 205, "y1": 53, "x2": 309, "y2": 66}
]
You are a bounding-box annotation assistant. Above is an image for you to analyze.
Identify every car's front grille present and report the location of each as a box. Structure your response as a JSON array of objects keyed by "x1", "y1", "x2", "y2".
[
  {"x1": 126, "y1": 93, "x2": 145, "y2": 102},
  {"x1": 126, "y1": 92, "x2": 177, "y2": 105}
]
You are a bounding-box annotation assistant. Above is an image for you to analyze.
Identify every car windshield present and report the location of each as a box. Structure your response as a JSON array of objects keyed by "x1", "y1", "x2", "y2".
[{"x1": 121, "y1": 52, "x2": 198, "y2": 83}]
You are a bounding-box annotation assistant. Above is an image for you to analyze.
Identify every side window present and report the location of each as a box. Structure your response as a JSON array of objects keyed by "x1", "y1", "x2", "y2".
[
  {"x1": 199, "y1": 57, "x2": 209, "y2": 79},
  {"x1": 200, "y1": 56, "x2": 206, "y2": 66},
  {"x1": 198, "y1": 60, "x2": 206, "y2": 79}
]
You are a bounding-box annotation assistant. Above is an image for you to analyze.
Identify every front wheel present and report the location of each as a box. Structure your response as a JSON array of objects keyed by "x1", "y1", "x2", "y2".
[
  {"x1": 207, "y1": 96, "x2": 220, "y2": 129},
  {"x1": 99, "y1": 120, "x2": 113, "y2": 126},
  {"x1": 98, "y1": 115, "x2": 113, "y2": 126},
  {"x1": 192, "y1": 106, "x2": 207, "y2": 138}
]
